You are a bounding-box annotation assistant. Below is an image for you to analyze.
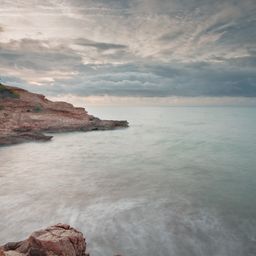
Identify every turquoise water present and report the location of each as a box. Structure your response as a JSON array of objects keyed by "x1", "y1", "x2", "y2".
[{"x1": 0, "y1": 106, "x2": 256, "y2": 256}]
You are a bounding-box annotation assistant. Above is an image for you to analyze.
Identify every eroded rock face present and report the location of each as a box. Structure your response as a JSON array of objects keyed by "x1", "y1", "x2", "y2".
[
  {"x1": 0, "y1": 224, "x2": 88, "y2": 256},
  {"x1": 0, "y1": 84, "x2": 129, "y2": 145}
]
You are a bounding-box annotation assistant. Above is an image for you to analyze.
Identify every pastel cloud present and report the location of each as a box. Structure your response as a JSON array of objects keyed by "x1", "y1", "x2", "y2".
[{"x1": 0, "y1": 0, "x2": 255, "y2": 99}]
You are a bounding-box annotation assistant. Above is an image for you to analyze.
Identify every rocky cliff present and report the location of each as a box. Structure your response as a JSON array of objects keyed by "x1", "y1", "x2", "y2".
[
  {"x1": 0, "y1": 224, "x2": 88, "y2": 256},
  {"x1": 0, "y1": 84, "x2": 128, "y2": 145}
]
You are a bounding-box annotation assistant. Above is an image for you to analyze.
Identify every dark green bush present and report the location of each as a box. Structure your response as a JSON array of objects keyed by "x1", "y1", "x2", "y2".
[
  {"x1": 33, "y1": 104, "x2": 42, "y2": 112},
  {"x1": 0, "y1": 83, "x2": 20, "y2": 99}
]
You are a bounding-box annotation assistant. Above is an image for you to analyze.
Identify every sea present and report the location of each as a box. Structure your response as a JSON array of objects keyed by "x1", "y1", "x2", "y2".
[{"x1": 0, "y1": 106, "x2": 256, "y2": 256}]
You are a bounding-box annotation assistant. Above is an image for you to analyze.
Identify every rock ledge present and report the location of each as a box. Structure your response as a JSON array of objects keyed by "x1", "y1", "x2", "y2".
[{"x1": 0, "y1": 84, "x2": 129, "y2": 146}]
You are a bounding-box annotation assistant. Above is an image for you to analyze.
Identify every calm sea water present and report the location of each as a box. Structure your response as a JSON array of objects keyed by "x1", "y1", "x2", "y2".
[{"x1": 0, "y1": 106, "x2": 256, "y2": 256}]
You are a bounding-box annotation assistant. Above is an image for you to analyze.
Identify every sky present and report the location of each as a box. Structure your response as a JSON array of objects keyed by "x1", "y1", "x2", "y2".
[{"x1": 0, "y1": 0, "x2": 256, "y2": 105}]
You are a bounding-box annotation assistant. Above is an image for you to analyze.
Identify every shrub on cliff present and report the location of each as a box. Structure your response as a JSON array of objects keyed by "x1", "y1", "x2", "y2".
[
  {"x1": 33, "y1": 104, "x2": 43, "y2": 112},
  {"x1": 0, "y1": 83, "x2": 20, "y2": 99}
]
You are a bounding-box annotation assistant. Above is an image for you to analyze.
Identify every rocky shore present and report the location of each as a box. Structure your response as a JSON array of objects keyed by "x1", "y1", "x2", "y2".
[
  {"x1": 0, "y1": 84, "x2": 128, "y2": 146},
  {"x1": 0, "y1": 224, "x2": 88, "y2": 256}
]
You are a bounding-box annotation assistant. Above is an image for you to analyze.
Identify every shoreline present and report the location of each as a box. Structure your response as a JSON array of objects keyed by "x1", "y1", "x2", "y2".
[{"x1": 0, "y1": 84, "x2": 128, "y2": 146}]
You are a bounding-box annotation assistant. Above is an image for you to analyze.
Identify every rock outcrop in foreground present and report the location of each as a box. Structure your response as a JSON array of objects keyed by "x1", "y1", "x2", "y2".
[
  {"x1": 0, "y1": 84, "x2": 128, "y2": 145},
  {"x1": 0, "y1": 224, "x2": 88, "y2": 256}
]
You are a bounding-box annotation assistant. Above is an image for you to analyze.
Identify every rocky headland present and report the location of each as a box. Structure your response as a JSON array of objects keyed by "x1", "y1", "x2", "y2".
[
  {"x1": 0, "y1": 224, "x2": 88, "y2": 256},
  {"x1": 0, "y1": 84, "x2": 128, "y2": 146}
]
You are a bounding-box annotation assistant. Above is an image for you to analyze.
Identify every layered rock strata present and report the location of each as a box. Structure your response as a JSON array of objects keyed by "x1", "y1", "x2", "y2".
[{"x1": 0, "y1": 85, "x2": 128, "y2": 145}]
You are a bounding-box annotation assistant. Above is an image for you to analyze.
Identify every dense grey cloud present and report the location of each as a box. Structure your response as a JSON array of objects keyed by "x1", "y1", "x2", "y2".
[
  {"x1": 0, "y1": 39, "x2": 81, "y2": 70},
  {"x1": 74, "y1": 38, "x2": 127, "y2": 51},
  {"x1": 0, "y1": 0, "x2": 255, "y2": 98}
]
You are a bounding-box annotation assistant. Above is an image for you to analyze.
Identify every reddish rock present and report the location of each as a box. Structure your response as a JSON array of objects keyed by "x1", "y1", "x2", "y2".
[
  {"x1": 0, "y1": 84, "x2": 129, "y2": 145},
  {"x1": 0, "y1": 224, "x2": 89, "y2": 256}
]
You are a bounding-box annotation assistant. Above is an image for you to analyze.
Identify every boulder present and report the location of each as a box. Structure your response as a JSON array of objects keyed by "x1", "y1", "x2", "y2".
[{"x1": 0, "y1": 224, "x2": 88, "y2": 256}]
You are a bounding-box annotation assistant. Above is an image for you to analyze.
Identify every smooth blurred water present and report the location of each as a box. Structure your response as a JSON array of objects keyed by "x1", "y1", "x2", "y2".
[{"x1": 0, "y1": 106, "x2": 256, "y2": 256}]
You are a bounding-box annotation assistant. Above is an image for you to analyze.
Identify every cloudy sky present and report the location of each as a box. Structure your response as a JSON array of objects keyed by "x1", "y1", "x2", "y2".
[{"x1": 0, "y1": 0, "x2": 256, "y2": 104}]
